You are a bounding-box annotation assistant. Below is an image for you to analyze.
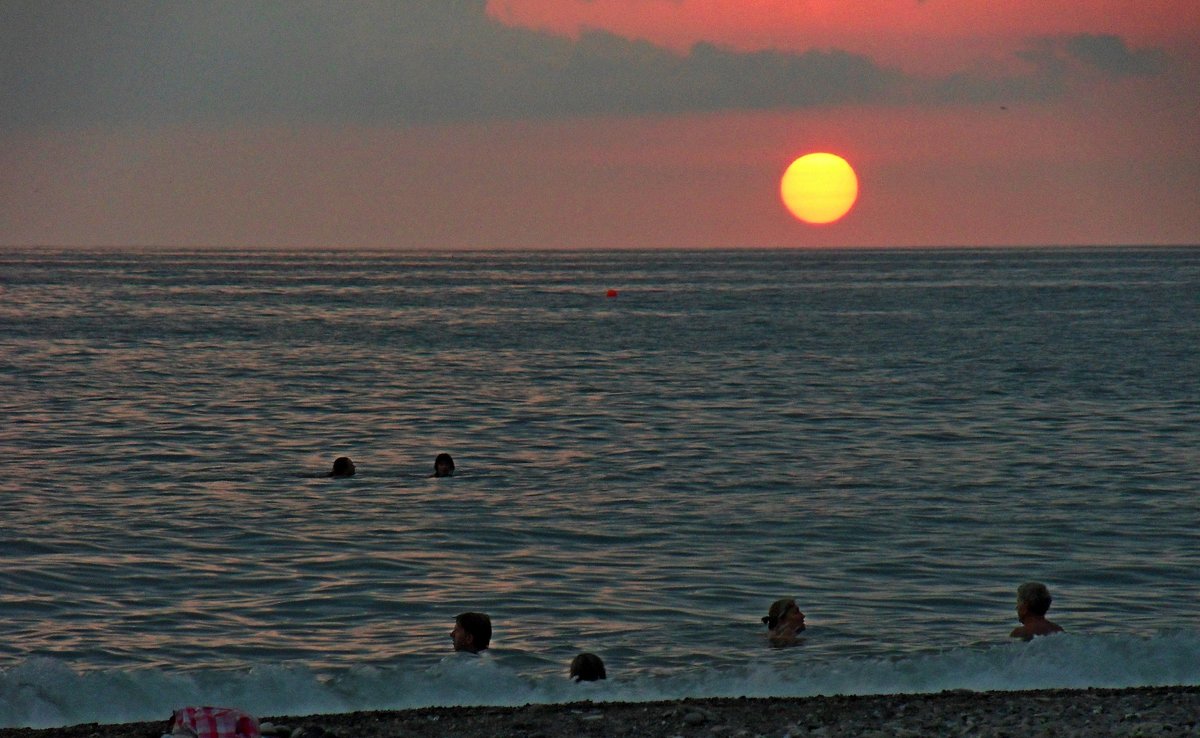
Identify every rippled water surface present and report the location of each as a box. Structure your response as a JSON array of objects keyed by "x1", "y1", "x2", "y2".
[{"x1": 1, "y1": 247, "x2": 1198, "y2": 725}]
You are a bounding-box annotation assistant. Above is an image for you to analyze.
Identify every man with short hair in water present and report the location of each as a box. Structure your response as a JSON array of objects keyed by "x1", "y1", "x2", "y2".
[
  {"x1": 451, "y1": 611, "x2": 491, "y2": 653},
  {"x1": 1010, "y1": 581, "x2": 1065, "y2": 640}
]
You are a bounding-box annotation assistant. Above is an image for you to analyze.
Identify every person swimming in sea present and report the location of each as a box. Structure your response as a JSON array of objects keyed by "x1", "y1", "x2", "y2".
[
  {"x1": 569, "y1": 652, "x2": 607, "y2": 682},
  {"x1": 451, "y1": 611, "x2": 491, "y2": 654},
  {"x1": 328, "y1": 456, "x2": 356, "y2": 478},
  {"x1": 1009, "y1": 581, "x2": 1064, "y2": 640},
  {"x1": 432, "y1": 452, "x2": 455, "y2": 477},
  {"x1": 762, "y1": 598, "x2": 806, "y2": 647}
]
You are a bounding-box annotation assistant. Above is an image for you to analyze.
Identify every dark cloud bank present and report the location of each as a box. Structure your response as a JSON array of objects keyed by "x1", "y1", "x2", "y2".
[{"x1": 0, "y1": 0, "x2": 1169, "y2": 127}]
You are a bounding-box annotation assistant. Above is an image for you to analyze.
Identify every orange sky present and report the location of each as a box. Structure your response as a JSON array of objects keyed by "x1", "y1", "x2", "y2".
[
  {"x1": 487, "y1": 0, "x2": 1200, "y2": 71},
  {"x1": 1, "y1": 1, "x2": 1197, "y2": 249}
]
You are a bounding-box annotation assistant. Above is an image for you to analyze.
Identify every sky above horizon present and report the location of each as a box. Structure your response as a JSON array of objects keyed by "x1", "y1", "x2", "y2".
[{"x1": 2, "y1": 1, "x2": 1197, "y2": 249}]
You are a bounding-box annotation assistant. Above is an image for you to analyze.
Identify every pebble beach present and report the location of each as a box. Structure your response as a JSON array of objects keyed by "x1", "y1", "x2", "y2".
[{"x1": 3, "y1": 687, "x2": 1197, "y2": 738}]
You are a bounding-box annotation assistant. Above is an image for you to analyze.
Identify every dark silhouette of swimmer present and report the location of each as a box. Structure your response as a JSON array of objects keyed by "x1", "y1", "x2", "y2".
[
  {"x1": 762, "y1": 598, "x2": 806, "y2": 647},
  {"x1": 451, "y1": 611, "x2": 491, "y2": 653},
  {"x1": 432, "y1": 452, "x2": 455, "y2": 477},
  {"x1": 329, "y1": 456, "x2": 356, "y2": 478},
  {"x1": 570, "y1": 652, "x2": 606, "y2": 682}
]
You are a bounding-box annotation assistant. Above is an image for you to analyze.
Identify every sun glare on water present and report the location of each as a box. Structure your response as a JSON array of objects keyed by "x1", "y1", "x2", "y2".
[{"x1": 780, "y1": 153, "x2": 859, "y2": 225}]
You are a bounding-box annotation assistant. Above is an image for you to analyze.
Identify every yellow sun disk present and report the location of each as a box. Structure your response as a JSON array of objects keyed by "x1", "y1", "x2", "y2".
[{"x1": 780, "y1": 153, "x2": 858, "y2": 224}]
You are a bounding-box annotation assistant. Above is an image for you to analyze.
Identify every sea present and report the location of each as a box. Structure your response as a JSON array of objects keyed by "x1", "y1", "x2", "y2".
[{"x1": 1, "y1": 247, "x2": 1197, "y2": 729}]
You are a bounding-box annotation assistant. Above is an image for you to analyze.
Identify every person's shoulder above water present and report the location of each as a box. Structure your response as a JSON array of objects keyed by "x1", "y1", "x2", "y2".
[
  {"x1": 328, "y1": 456, "x2": 356, "y2": 478},
  {"x1": 432, "y1": 452, "x2": 455, "y2": 478},
  {"x1": 1010, "y1": 620, "x2": 1064, "y2": 639},
  {"x1": 1009, "y1": 581, "x2": 1065, "y2": 640},
  {"x1": 762, "y1": 597, "x2": 806, "y2": 648}
]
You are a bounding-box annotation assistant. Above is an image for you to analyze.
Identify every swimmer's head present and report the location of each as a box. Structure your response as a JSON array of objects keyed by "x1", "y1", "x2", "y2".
[
  {"x1": 452, "y1": 611, "x2": 491, "y2": 653},
  {"x1": 433, "y1": 453, "x2": 455, "y2": 477},
  {"x1": 1017, "y1": 582, "x2": 1053, "y2": 616},
  {"x1": 330, "y1": 456, "x2": 356, "y2": 478},
  {"x1": 763, "y1": 598, "x2": 804, "y2": 630},
  {"x1": 570, "y1": 652, "x2": 607, "y2": 682}
]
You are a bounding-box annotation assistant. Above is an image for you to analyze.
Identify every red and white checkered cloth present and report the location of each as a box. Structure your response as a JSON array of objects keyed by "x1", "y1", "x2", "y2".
[{"x1": 170, "y1": 706, "x2": 260, "y2": 738}]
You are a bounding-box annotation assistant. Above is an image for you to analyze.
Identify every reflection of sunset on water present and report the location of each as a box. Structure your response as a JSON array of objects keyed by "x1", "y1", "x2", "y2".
[{"x1": 4, "y1": 249, "x2": 1197, "y2": 710}]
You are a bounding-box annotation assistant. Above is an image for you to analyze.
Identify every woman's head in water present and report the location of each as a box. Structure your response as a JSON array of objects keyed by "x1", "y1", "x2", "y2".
[
  {"x1": 762, "y1": 598, "x2": 805, "y2": 632},
  {"x1": 433, "y1": 453, "x2": 455, "y2": 477},
  {"x1": 330, "y1": 456, "x2": 356, "y2": 478}
]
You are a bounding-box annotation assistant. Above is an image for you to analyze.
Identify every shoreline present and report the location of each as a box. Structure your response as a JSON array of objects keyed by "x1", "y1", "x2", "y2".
[{"x1": 3, "y1": 686, "x2": 1197, "y2": 738}]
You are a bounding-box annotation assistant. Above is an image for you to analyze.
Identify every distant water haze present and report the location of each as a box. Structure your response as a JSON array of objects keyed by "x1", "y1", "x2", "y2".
[{"x1": 1, "y1": 247, "x2": 1197, "y2": 728}]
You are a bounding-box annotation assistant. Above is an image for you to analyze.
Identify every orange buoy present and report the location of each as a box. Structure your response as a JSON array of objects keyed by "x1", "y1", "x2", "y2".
[{"x1": 606, "y1": 289, "x2": 618, "y2": 298}]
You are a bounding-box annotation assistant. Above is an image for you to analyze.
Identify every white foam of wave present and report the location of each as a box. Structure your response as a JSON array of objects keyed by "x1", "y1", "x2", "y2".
[{"x1": 4, "y1": 632, "x2": 1198, "y2": 729}]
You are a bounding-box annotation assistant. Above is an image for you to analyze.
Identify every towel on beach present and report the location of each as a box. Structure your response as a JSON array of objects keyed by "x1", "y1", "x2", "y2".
[{"x1": 169, "y1": 706, "x2": 261, "y2": 738}]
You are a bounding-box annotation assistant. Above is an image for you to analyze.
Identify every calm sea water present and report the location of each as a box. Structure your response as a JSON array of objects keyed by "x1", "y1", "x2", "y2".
[{"x1": 1, "y1": 247, "x2": 1198, "y2": 728}]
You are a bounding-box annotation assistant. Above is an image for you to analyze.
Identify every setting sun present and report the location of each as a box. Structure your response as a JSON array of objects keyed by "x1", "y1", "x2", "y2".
[{"x1": 780, "y1": 153, "x2": 859, "y2": 225}]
